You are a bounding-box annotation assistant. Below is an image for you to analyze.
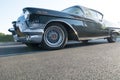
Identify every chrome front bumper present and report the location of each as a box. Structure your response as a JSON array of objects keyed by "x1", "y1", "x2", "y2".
[
  {"x1": 9, "y1": 15, "x2": 45, "y2": 43},
  {"x1": 13, "y1": 34, "x2": 43, "y2": 43},
  {"x1": 9, "y1": 28, "x2": 44, "y2": 43}
]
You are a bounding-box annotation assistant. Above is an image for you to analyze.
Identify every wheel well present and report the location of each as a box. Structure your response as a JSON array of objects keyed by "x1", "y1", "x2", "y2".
[{"x1": 45, "y1": 21, "x2": 79, "y2": 41}]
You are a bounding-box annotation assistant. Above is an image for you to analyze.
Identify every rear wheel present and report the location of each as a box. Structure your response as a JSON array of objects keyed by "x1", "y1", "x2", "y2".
[
  {"x1": 42, "y1": 23, "x2": 68, "y2": 50},
  {"x1": 107, "y1": 32, "x2": 117, "y2": 43}
]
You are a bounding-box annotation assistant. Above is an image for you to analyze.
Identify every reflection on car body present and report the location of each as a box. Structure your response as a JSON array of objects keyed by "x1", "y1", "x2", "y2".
[{"x1": 8, "y1": 5, "x2": 119, "y2": 49}]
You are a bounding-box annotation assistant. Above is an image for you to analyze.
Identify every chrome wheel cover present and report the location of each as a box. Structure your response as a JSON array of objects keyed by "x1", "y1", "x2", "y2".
[{"x1": 44, "y1": 26, "x2": 65, "y2": 48}]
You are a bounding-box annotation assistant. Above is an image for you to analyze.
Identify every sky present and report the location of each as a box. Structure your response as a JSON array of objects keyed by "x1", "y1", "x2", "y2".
[{"x1": 1, "y1": 0, "x2": 120, "y2": 34}]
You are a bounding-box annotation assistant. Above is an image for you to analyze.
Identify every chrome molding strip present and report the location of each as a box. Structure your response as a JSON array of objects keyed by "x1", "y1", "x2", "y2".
[
  {"x1": 22, "y1": 29, "x2": 44, "y2": 33},
  {"x1": 79, "y1": 36, "x2": 110, "y2": 40}
]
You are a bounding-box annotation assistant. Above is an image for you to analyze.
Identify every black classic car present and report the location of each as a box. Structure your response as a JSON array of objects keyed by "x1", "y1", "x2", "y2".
[{"x1": 9, "y1": 5, "x2": 118, "y2": 49}]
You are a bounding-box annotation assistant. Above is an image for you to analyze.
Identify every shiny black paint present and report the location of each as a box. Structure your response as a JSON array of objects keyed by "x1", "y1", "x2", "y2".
[{"x1": 23, "y1": 6, "x2": 109, "y2": 40}]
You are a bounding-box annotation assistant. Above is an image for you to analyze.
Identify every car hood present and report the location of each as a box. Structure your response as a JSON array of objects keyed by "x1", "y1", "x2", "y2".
[{"x1": 23, "y1": 7, "x2": 83, "y2": 20}]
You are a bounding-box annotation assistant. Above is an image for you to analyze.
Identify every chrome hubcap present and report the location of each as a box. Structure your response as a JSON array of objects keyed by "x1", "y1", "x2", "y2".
[
  {"x1": 44, "y1": 26, "x2": 65, "y2": 47},
  {"x1": 47, "y1": 30, "x2": 59, "y2": 43}
]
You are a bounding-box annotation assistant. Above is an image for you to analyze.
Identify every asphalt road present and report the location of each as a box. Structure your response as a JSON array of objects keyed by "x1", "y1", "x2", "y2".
[{"x1": 0, "y1": 39, "x2": 120, "y2": 80}]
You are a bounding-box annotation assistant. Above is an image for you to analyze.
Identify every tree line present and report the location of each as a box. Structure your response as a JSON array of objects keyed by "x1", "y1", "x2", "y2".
[{"x1": 0, "y1": 32, "x2": 13, "y2": 42}]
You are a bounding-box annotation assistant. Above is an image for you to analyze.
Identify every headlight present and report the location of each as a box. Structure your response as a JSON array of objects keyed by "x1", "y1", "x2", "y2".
[{"x1": 24, "y1": 10, "x2": 30, "y2": 20}]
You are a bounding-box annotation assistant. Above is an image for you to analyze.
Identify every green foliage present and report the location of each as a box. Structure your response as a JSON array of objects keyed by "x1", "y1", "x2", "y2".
[
  {"x1": 0, "y1": 32, "x2": 13, "y2": 42},
  {"x1": 0, "y1": 33, "x2": 5, "y2": 36}
]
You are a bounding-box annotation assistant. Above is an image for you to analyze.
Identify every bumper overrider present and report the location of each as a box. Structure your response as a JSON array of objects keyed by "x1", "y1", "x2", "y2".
[{"x1": 8, "y1": 21, "x2": 44, "y2": 43}]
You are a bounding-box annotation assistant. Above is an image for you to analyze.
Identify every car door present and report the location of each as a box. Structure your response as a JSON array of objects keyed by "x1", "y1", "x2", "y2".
[
  {"x1": 96, "y1": 12, "x2": 109, "y2": 36},
  {"x1": 83, "y1": 8, "x2": 109, "y2": 37},
  {"x1": 78, "y1": 7, "x2": 100, "y2": 37},
  {"x1": 62, "y1": 6, "x2": 91, "y2": 38}
]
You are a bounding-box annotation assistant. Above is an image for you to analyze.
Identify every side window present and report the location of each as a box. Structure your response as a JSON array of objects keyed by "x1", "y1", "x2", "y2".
[
  {"x1": 83, "y1": 8, "x2": 92, "y2": 17},
  {"x1": 84, "y1": 8, "x2": 103, "y2": 21},
  {"x1": 72, "y1": 7, "x2": 84, "y2": 16},
  {"x1": 62, "y1": 7, "x2": 84, "y2": 16},
  {"x1": 97, "y1": 13, "x2": 103, "y2": 21},
  {"x1": 89, "y1": 10, "x2": 98, "y2": 19}
]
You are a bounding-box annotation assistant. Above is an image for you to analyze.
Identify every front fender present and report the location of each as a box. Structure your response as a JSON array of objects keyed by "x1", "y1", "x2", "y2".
[{"x1": 44, "y1": 19, "x2": 79, "y2": 40}]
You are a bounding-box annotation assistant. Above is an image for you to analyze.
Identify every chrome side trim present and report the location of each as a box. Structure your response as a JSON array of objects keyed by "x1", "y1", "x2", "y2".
[
  {"x1": 79, "y1": 36, "x2": 110, "y2": 40},
  {"x1": 45, "y1": 19, "x2": 79, "y2": 40}
]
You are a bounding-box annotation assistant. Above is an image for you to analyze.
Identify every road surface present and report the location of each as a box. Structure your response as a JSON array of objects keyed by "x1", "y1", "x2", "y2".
[{"x1": 0, "y1": 39, "x2": 120, "y2": 80}]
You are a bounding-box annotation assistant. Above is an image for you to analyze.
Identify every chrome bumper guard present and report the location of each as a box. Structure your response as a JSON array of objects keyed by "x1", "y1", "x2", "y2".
[
  {"x1": 9, "y1": 28, "x2": 44, "y2": 43},
  {"x1": 14, "y1": 34, "x2": 43, "y2": 43}
]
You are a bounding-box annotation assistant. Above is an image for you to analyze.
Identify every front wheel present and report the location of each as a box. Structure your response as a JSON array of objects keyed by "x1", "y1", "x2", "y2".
[
  {"x1": 107, "y1": 32, "x2": 117, "y2": 43},
  {"x1": 42, "y1": 23, "x2": 68, "y2": 50}
]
